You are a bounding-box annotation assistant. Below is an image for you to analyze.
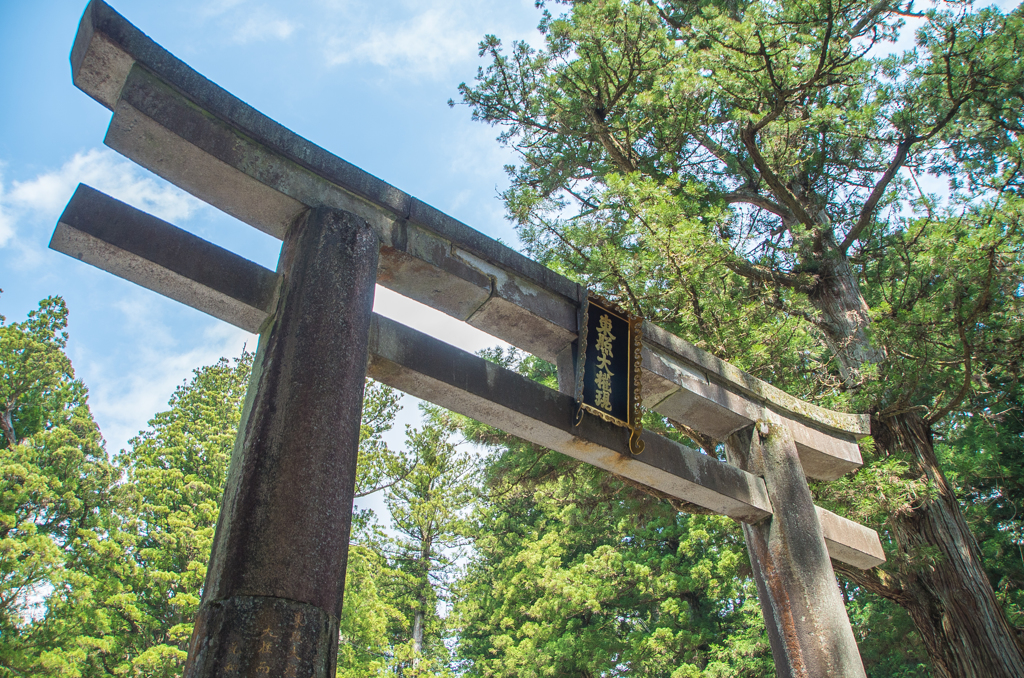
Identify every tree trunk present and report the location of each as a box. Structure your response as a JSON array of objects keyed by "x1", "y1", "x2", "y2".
[
  {"x1": 837, "y1": 412, "x2": 1024, "y2": 678},
  {"x1": 412, "y1": 540, "x2": 431, "y2": 667},
  {"x1": 807, "y1": 237, "x2": 886, "y2": 386},
  {"x1": 811, "y1": 252, "x2": 1024, "y2": 677},
  {"x1": 412, "y1": 607, "x2": 424, "y2": 657},
  {"x1": 0, "y1": 408, "x2": 16, "y2": 448}
]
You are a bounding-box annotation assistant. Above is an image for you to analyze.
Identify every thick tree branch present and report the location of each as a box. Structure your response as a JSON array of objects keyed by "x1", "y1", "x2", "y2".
[
  {"x1": 841, "y1": 136, "x2": 916, "y2": 252},
  {"x1": 834, "y1": 560, "x2": 910, "y2": 607},
  {"x1": 644, "y1": 0, "x2": 685, "y2": 31},
  {"x1": 740, "y1": 124, "x2": 817, "y2": 227},
  {"x1": 722, "y1": 250, "x2": 815, "y2": 292},
  {"x1": 0, "y1": 408, "x2": 16, "y2": 449},
  {"x1": 586, "y1": 109, "x2": 638, "y2": 174},
  {"x1": 754, "y1": 31, "x2": 786, "y2": 95},
  {"x1": 722, "y1": 189, "x2": 793, "y2": 220},
  {"x1": 763, "y1": 292, "x2": 823, "y2": 329},
  {"x1": 814, "y1": 4, "x2": 835, "y2": 82},
  {"x1": 843, "y1": 85, "x2": 969, "y2": 253},
  {"x1": 692, "y1": 129, "x2": 758, "y2": 184},
  {"x1": 851, "y1": 0, "x2": 901, "y2": 37}
]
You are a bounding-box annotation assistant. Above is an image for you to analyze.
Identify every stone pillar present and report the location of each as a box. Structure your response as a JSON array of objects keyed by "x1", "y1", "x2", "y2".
[
  {"x1": 184, "y1": 207, "x2": 379, "y2": 678},
  {"x1": 726, "y1": 422, "x2": 866, "y2": 678}
]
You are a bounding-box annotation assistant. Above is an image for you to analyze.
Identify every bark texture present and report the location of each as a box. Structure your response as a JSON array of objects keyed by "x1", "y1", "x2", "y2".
[
  {"x1": 808, "y1": 241, "x2": 887, "y2": 385},
  {"x1": 812, "y1": 254, "x2": 1024, "y2": 677},
  {"x1": 836, "y1": 413, "x2": 1024, "y2": 678}
]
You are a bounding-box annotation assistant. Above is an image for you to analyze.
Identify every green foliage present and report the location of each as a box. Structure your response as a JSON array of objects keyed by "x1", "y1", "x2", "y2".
[
  {"x1": 938, "y1": 378, "x2": 1024, "y2": 629},
  {"x1": 861, "y1": 197, "x2": 1024, "y2": 418},
  {"x1": 454, "y1": 450, "x2": 772, "y2": 677},
  {"x1": 458, "y1": 0, "x2": 1024, "y2": 412},
  {"x1": 357, "y1": 380, "x2": 411, "y2": 498},
  {"x1": 0, "y1": 297, "x2": 114, "y2": 675},
  {"x1": 0, "y1": 310, "x2": 412, "y2": 676},
  {"x1": 32, "y1": 352, "x2": 253, "y2": 677},
  {"x1": 389, "y1": 409, "x2": 476, "y2": 675},
  {"x1": 4, "y1": 3, "x2": 1021, "y2": 674},
  {"x1": 335, "y1": 406, "x2": 475, "y2": 678},
  {"x1": 842, "y1": 583, "x2": 931, "y2": 678},
  {"x1": 336, "y1": 543, "x2": 410, "y2": 677}
]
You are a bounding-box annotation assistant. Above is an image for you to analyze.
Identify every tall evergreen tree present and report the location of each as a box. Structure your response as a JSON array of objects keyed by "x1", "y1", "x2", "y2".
[
  {"x1": 455, "y1": 1, "x2": 1024, "y2": 674},
  {"x1": 336, "y1": 540, "x2": 410, "y2": 677},
  {"x1": 384, "y1": 409, "x2": 475, "y2": 676},
  {"x1": 0, "y1": 297, "x2": 115, "y2": 675},
  {"x1": 33, "y1": 353, "x2": 252, "y2": 676},
  {"x1": 455, "y1": 453, "x2": 776, "y2": 678}
]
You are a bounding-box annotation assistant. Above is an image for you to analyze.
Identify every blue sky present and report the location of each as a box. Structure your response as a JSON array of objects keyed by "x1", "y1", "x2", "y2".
[{"x1": 0, "y1": 0, "x2": 536, "y2": 455}]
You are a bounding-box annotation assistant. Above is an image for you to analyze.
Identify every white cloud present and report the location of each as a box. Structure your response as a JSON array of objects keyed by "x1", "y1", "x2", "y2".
[
  {"x1": 10, "y1": 148, "x2": 199, "y2": 222},
  {"x1": 233, "y1": 8, "x2": 299, "y2": 44},
  {"x1": 0, "y1": 148, "x2": 202, "y2": 251},
  {"x1": 0, "y1": 169, "x2": 14, "y2": 247},
  {"x1": 325, "y1": 7, "x2": 478, "y2": 77},
  {"x1": 199, "y1": 0, "x2": 247, "y2": 19},
  {"x1": 80, "y1": 298, "x2": 256, "y2": 455},
  {"x1": 319, "y1": 0, "x2": 541, "y2": 79}
]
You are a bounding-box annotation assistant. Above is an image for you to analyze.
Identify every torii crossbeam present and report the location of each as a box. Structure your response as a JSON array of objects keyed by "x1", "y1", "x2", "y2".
[{"x1": 51, "y1": 2, "x2": 885, "y2": 676}]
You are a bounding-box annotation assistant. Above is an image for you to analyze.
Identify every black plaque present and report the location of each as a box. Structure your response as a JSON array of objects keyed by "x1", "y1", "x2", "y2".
[{"x1": 575, "y1": 295, "x2": 645, "y2": 454}]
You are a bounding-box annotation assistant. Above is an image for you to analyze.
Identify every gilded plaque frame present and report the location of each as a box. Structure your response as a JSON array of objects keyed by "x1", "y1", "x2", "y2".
[{"x1": 574, "y1": 293, "x2": 645, "y2": 454}]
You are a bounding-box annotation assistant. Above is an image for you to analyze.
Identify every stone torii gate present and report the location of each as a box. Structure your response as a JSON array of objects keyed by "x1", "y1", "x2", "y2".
[{"x1": 52, "y1": 2, "x2": 886, "y2": 676}]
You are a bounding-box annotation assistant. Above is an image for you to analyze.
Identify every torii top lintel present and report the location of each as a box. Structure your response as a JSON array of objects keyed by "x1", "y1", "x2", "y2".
[
  {"x1": 70, "y1": 0, "x2": 868, "y2": 466},
  {"x1": 68, "y1": 1, "x2": 875, "y2": 473}
]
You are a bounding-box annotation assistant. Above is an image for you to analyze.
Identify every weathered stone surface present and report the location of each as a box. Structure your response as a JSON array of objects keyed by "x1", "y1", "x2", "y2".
[
  {"x1": 104, "y1": 62, "x2": 579, "y2": 360},
  {"x1": 377, "y1": 219, "x2": 492, "y2": 321},
  {"x1": 187, "y1": 207, "x2": 378, "y2": 678},
  {"x1": 643, "y1": 340, "x2": 864, "y2": 479},
  {"x1": 727, "y1": 425, "x2": 867, "y2": 678},
  {"x1": 645, "y1": 351, "x2": 754, "y2": 441},
  {"x1": 50, "y1": 184, "x2": 279, "y2": 333},
  {"x1": 555, "y1": 342, "x2": 577, "y2": 396},
  {"x1": 461, "y1": 247, "x2": 577, "y2": 362},
  {"x1": 817, "y1": 506, "x2": 886, "y2": 570},
  {"x1": 367, "y1": 313, "x2": 773, "y2": 523},
  {"x1": 72, "y1": 0, "x2": 577, "y2": 298},
  {"x1": 185, "y1": 596, "x2": 335, "y2": 678},
  {"x1": 71, "y1": 1, "x2": 135, "y2": 108},
  {"x1": 791, "y1": 420, "x2": 862, "y2": 481},
  {"x1": 406, "y1": 198, "x2": 578, "y2": 302},
  {"x1": 644, "y1": 323, "x2": 871, "y2": 437},
  {"x1": 366, "y1": 314, "x2": 884, "y2": 569},
  {"x1": 107, "y1": 66, "x2": 312, "y2": 239}
]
